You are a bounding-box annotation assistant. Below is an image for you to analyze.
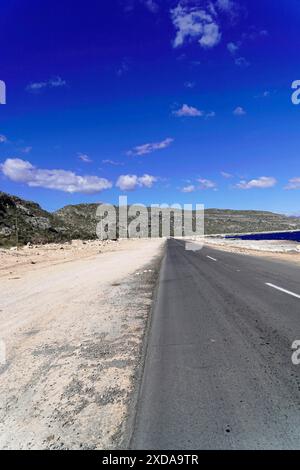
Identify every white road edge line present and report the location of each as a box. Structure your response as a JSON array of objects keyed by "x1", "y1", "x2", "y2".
[
  {"x1": 207, "y1": 256, "x2": 217, "y2": 262},
  {"x1": 266, "y1": 283, "x2": 300, "y2": 299}
]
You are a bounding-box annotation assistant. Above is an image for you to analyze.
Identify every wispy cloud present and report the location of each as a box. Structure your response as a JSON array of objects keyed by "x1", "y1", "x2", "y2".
[
  {"x1": 142, "y1": 0, "x2": 159, "y2": 13},
  {"x1": 0, "y1": 134, "x2": 7, "y2": 143},
  {"x1": 227, "y1": 26, "x2": 267, "y2": 65},
  {"x1": 236, "y1": 176, "x2": 277, "y2": 189},
  {"x1": 255, "y1": 90, "x2": 271, "y2": 99},
  {"x1": 243, "y1": 28, "x2": 269, "y2": 41},
  {"x1": 171, "y1": 3, "x2": 221, "y2": 49},
  {"x1": 205, "y1": 111, "x2": 216, "y2": 119},
  {"x1": 184, "y1": 81, "x2": 196, "y2": 89},
  {"x1": 198, "y1": 178, "x2": 218, "y2": 190},
  {"x1": 233, "y1": 106, "x2": 246, "y2": 116},
  {"x1": 221, "y1": 171, "x2": 233, "y2": 178},
  {"x1": 173, "y1": 104, "x2": 215, "y2": 119},
  {"x1": 284, "y1": 177, "x2": 300, "y2": 190},
  {"x1": 181, "y1": 178, "x2": 218, "y2": 192},
  {"x1": 1, "y1": 158, "x2": 112, "y2": 194},
  {"x1": 170, "y1": 0, "x2": 239, "y2": 50},
  {"x1": 78, "y1": 153, "x2": 92, "y2": 163},
  {"x1": 227, "y1": 41, "x2": 239, "y2": 54},
  {"x1": 116, "y1": 58, "x2": 130, "y2": 77},
  {"x1": 102, "y1": 159, "x2": 124, "y2": 166},
  {"x1": 173, "y1": 104, "x2": 203, "y2": 117},
  {"x1": 26, "y1": 76, "x2": 67, "y2": 93},
  {"x1": 123, "y1": 0, "x2": 159, "y2": 14},
  {"x1": 181, "y1": 185, "x2": 196, "y2": 193},
  {"x1": 216, "y1": 0, "x2": 235, "y2": 12},
  {"x1": 116, "y1": 174, "x2": 157, "y2": 191},
  {"x1": 127, "y1": 137, "x2": 173, "y2": 156},
  {"x1": 21, "y1": 146, "x2": 32, "y2": 154},
  {"x1": 49, "y1": 77, "x2": 67, "y2": 88},
  {"x1": 235, "y1": 56, "x2": 250, "y2": 67}
]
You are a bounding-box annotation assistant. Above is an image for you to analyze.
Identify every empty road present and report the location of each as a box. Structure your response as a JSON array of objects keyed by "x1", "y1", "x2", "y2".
[{"x1": 131, "y1": 239, "x2": 300, "y2": 450}]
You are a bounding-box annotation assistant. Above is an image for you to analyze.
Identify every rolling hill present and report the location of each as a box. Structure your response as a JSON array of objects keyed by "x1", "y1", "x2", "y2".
[{"x1": 1, "y1": 191, "x2": 300, "y2": 247}]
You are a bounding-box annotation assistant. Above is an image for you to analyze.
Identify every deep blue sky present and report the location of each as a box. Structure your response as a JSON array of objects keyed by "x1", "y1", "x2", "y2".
[{"x1": 0, "y1": 0, "x2": 300, "y2": 213}]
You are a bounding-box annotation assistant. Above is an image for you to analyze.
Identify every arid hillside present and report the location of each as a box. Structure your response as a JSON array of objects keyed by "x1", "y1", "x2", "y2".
[{"x1": 1, "y1": 191, "x2": 300, "y2": 247}]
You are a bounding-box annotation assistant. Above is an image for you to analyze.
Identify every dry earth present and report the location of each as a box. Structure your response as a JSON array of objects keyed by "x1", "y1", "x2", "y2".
[{"x1": 0, "y1": 238, "x2": 165, "y2": 449}]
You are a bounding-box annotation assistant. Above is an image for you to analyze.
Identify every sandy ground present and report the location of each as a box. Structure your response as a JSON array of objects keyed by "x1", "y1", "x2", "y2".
[
  {"x1": 203, "y1": 237, "x2": 300, "y2": 264},
  {"x1": 0, "y1": 238, "x2": 165, "y2": 450}
]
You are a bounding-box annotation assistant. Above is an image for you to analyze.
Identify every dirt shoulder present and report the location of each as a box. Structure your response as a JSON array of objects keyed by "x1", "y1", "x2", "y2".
[{"x1": 0, "y1": 238, "x2": 165, "y2": 449}]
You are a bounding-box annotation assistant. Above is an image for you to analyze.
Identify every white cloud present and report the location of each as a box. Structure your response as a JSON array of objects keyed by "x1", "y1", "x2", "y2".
[
  {"x1": 116, "y1": 174, "x2": 157, "y2": 191},
  {"x1": 122, "y1": 0, "x2": 159, "y2": 14},
  {"x1": 127, "y1": 137, "x2": 173, "y2": 156},
  {"x1": 21, "y1": 146, "x2": 32, "y2": 154},
  {"x1": 285, "y1": 178, "x2": 300, "y2": 190},
  {"x1": 260, "y1": 30, "x2": 268, "y2": 36},
  {"x1": 1, "y1": 158, "x2": 112, "y2": 194},
  {"x1": 181, "y1": 185, "x2": 196, "y2": 193},
  {"x1": 116, "y1": 59, "x2": 130, "y2": 77},
  {"x1": 173, "y1": 104, "x2": 203, "y2": 117},
  {"x1": 26, "y1": 76, "x2": 67, "y2": 93},
  {"x1": 216, "y1": 0, "x2": 234, "y2": 11},
  {"x1": 171, "y1": 3, "x2": 221, "y2": 49},
  {"x1": 78, "y1": 153, "x2": 92, "y2": 163},
  {"x1": 221, "y1": 171, "x2": 233, "y2": 178},
  {"x1": 236, "y1": 176, "x2": 277, "y2": 190},
  {"x1": 205, "y1": 111, "x2": 216, "y2": 119},
  {"x1": 142, "y1": 0, "x2": 159, "y2": 13},
  {"x1": 198, "y1": 178, "x2": 218, "y2": 190},
  {"x1": 0, "y1": 134, "x2": 7, "y2": 143},
  {"x1": 181, "y1": 178, "x2": 217, "y2": 192},
  {"x1": 102, "y1": 159, "x2": 124, "y2": 166},
  {"x1": 26, "y1": 82, "x2": 48, "y2": 92},
  {"x1": 184, "y1": 81, "x2": 196, "y2": 89},
  {"x1": 48, "y1": 76, "x2": 67, "y2": 88},
  {"x1": 138, "y1": 174, "x2": 157, "y2": 188},
  {"x1": 233, "y1": 106, "x2": 246, "y2": 116},
  {"x1": 199, "y1": 22, "x2": 221, "y2": 48},
  {"x1": 116, "y1": 175, "x2": 138, "y2": 191},
  {"x1": 227, "y1": 41, "x2": 239, "y2": 54},
  {"x1": 216, "y1": 0, "x2": 239, "y2": 21},
  {"x1": 244, "y1": 28, "x2": 269, "y2": 41},
  {"x1": 235, "y1": 56, "x2": 250, "y2": 67},
  {"x1": 255, "y1": 90, "x2": 271, "y2": 99}
]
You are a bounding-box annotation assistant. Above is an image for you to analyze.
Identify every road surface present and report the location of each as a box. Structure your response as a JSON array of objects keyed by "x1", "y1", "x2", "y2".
[{"x1": 131, "y1": 239, "x2": 300, "y2": 450}]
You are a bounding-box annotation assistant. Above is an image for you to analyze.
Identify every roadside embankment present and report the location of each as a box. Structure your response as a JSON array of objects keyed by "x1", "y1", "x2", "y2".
[{"x1": 0, "y1": 238, "x2": 165, "y2": 449}]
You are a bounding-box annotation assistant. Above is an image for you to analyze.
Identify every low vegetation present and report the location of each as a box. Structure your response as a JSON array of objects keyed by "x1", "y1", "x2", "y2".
[{"x1": 1, "y1": 191, "x2": 300, "y2": 248}]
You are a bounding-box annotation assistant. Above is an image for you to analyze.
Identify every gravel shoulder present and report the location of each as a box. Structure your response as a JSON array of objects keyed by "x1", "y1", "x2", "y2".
[{"x1": 0, "y1": 238, "x2": 165, "y2": 449}]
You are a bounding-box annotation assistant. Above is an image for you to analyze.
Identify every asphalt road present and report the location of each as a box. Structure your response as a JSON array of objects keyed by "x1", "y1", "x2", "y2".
[{"x1": 131, "y1": 239, "x2": 300, "y2": 450}]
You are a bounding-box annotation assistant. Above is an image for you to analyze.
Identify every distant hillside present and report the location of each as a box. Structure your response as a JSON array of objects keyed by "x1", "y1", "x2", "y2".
[
  {"x1": 0, "y1": 192, "x2": 69, "y2": 247},
  {"x1": 1, "y1": 191, "x2": 300, "y2": 247},
  {"x1": 204, "y1": 209, "x2": 300, "y2": 235},
  {"x1": 56, "y1": 205, "x2": 300, "y2": 239},
  {"x1": 55, "y1": 203, "x2": 101, "y2": 240}
]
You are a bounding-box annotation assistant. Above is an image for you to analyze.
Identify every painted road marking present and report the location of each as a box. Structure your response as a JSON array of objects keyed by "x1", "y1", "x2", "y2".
[
  {"x1": 207, "y1": 256, "x2": 217, "y2": 262},
  {"x1": 266, "y1": 283, "x2": 300, "y2": 299}
]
